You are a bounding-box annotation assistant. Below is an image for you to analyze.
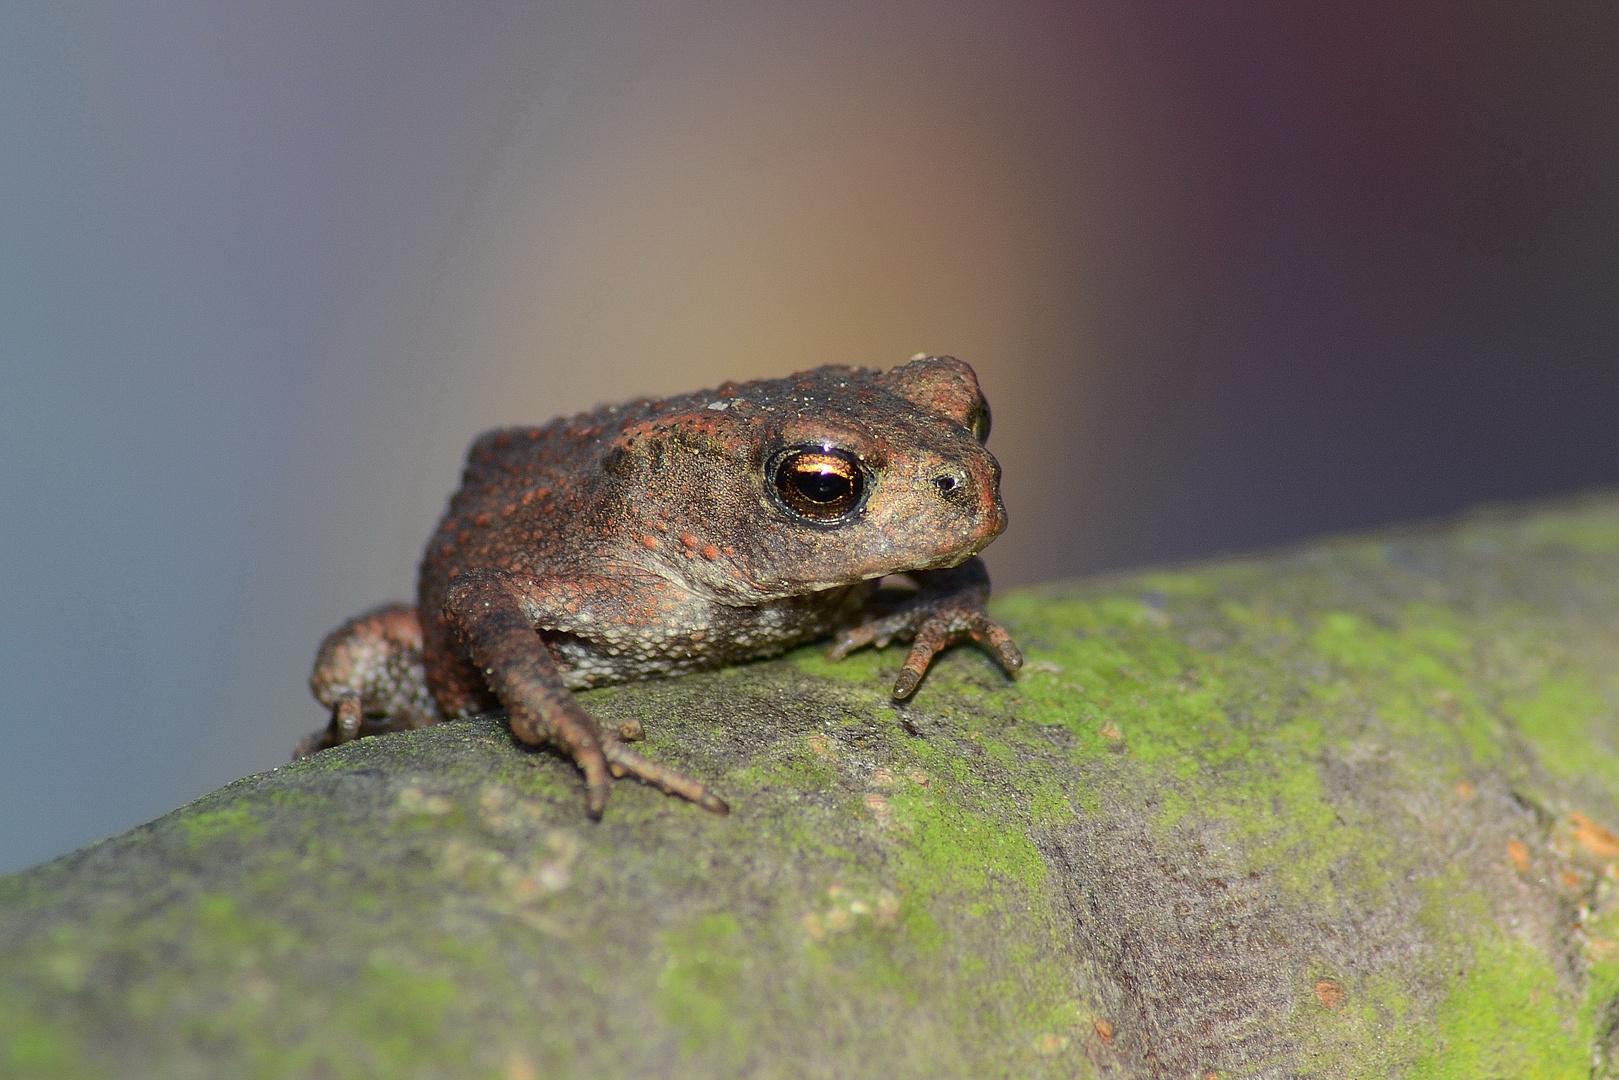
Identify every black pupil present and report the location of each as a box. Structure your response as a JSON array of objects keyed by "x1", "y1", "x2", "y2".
[
  {"x1": 795, "y1": 466, "x2": 850, "y2": 503},
  {"x1": 775, "y1": 449, "x2": 863, "y2": 520}
]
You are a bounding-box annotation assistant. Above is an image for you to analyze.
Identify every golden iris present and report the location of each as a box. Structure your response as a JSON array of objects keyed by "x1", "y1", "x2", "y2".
[{"x1": 774, "y1": 448, "x2": 864, "y2": 521}]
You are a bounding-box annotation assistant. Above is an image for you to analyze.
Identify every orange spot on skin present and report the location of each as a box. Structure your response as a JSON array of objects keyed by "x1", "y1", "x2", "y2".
[
  {"x1": 702, "y1": 545, "x2": 720, "y2": 560},
  {"x1": 680, "y1": 533, "x2": 700, "y2": 549},
  {"x1": 1093, "y1": 1018, "x2": 1114, "y2": 1044},
  {"x1": 1507, "y1": 836, "x2": 1532, "y2": 872},
  {"x1": 1560, "y1": 870, "x2": 1586, "y2": 890},
  {"x1": 474, "y1": 512, "x2": 492, "y2": 527},
  {"x1": 640, "y1": 535, "x2": 659, "y2": 550},
  {"x1": 1454, "y1": 780, "x2": 1476, "y2": 799},
  {"x1": 1571, "y1": 812, "x2": 1619, "y2": 858},
  {"x1": 1313, "y1": 979, "x2": 1347, "y2": 1011}
]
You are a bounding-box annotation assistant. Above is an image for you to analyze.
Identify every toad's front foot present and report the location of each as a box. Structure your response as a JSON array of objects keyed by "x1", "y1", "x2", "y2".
[{"x1": 829, "y1": 558, "x2": 1023, "y2": 699}]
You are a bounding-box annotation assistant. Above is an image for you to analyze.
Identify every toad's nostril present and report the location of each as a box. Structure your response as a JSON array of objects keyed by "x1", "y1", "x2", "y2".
[{"x1": 932, "y1": 469, "x2": 973, "y2": 505}]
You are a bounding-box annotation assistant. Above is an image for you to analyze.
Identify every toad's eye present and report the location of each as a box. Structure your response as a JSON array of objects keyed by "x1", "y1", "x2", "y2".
[{"x1": 772, "y1": 447, "x2": 865, "y2": 522}]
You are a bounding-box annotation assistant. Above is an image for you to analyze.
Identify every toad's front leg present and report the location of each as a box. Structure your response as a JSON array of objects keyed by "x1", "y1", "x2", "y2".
[
  {"x1": 443, "y1": 569, "x2": 729, "y2": 819},
  {"x1": 829, "y1": 556, "x2": 1023, "y2": 698}
]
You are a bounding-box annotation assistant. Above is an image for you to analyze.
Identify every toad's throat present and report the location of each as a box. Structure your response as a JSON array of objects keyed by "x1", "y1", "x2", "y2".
[{"x1": 541, "y1": 582, "x2": 873, "y2": 689}]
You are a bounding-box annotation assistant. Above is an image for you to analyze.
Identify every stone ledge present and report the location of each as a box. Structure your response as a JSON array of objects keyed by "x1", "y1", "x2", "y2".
[{"x1": 7, "y1": 493, "x2": 1619, "y2": 1078}]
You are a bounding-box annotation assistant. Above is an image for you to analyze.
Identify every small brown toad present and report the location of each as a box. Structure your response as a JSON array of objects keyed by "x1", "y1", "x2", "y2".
[{"x1": 300, "y1": 355, "x2": 1022, "y2": 817}]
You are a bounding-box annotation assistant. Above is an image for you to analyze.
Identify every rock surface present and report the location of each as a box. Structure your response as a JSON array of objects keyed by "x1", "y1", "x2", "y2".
[{"x1": 8, "y1": 496, "x2": 1619, "y2": 1079}]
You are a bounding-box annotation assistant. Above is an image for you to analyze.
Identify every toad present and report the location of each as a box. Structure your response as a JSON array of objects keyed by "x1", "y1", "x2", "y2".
[{"x1": 299, "y1": 355, "x2": 1022, "y2": 817}]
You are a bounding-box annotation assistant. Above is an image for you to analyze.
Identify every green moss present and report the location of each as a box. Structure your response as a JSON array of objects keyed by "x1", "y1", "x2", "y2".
[
  {"x1": 45, "y1": 887, "x2": 488, "y2": 1078},
  {"x1": 792, "y1": 642, "x2": 887, "y2": 685},
  {"x1": 1310, "y1": 608, "x2": 1503, "y2": 764},
  {"x1": 1581, "y1": 898, "x2": 1619, "y2": 1060},
  {"x1": 180, "y1": 956, "x2": 479, "y2": 1080},
  {"x1": 997, "y1": 592, "x2": 1386, "y2": 905},
  {"x1": 1516, "y1": 503, "x2": 1619, "y2": 555},
  {"x1": 656, "y1": 913, "x2": 747, "y2": 1062},
  {"x1": 1505, "y1": 667, "x2": 1619, "y2": 790},
  {"x1": 878, "y1": 741, "x2": 1084, "y2": 1060},
  {"x1": 178, "y1": 807, "x2": 264, "y2": 850},
  {"x1": 0, "y1": 986, "x2": 103, "y2": 1080},
  {"x1": 331, "y1": 958, "x2": 473, "y2": 1076},
  {"x1": 729, "y1": 732, "x2": 841, "y2": 794},
  {"x1": 1296, "y1": 969, "x2": 1425, "y2": 1078},
  {"x1": 11, "y1": 497, "x2": 1619, "y2": 1076},
  {"x1": 1414, "y1": 881, "x2": 1587, "y2": 1079},
  {"x1": 997, "y1": 592, "x2": 1225, "y2": 764}
]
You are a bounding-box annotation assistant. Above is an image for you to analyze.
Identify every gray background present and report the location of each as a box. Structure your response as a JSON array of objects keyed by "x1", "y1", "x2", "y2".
[{"x1": 4, "y1": 0, "x2": 1618, "y2": 872}]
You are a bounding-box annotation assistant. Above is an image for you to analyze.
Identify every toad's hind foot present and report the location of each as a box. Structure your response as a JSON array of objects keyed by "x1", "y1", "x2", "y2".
[
  {"x1": 602, "y1": 738, "x2": 730, "y2": 815},
  {"x1": 299, "y1": 603, "x2": 442, "y2": 758},
  {"x1": 514, "y1": 703, "x2": 729, "y2": 819},
  {"x1": 447, "y1": 568, "x2": 731, "y2": 819}
]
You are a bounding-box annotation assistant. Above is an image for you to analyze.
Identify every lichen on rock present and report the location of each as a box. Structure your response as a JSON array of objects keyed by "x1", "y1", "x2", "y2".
[{"x1": 7, "y1": 494, "x2": 1619, "y2": 1077}]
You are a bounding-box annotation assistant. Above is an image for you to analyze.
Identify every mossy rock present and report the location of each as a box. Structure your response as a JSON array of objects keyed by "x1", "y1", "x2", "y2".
[{"x1": 9, "y1": 496, "x2": 1619, "y2": 1079}]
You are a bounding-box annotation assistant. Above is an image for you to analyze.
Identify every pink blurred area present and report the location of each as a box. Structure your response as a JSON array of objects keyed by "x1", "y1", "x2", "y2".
[{"x1": 3, "y1": 0, "x2": 1617, "y2": 870}]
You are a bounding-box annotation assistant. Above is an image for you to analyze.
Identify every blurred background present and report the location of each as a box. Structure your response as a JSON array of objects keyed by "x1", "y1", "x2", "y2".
[{"x1": 4, "y1": 0, "x2": 1617, "y2": 872}]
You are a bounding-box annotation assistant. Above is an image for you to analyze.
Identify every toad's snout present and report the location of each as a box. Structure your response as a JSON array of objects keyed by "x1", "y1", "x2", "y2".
[{"x1": 932, "y1": 453, "x2": 1007, "y2": 553}]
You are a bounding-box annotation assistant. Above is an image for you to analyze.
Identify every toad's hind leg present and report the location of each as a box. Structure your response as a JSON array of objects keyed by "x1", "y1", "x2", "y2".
[
  {"x1": 443, "y1": 568, "x2": 729, "y2": 819},
  {"x1": 298, "y1": 603, "x2": 443, "y2": 758}
]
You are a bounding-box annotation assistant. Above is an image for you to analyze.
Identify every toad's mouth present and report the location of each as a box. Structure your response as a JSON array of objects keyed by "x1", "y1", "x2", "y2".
[{"x1": 721, "y1": 535, "x2": 998, "y2": 602}]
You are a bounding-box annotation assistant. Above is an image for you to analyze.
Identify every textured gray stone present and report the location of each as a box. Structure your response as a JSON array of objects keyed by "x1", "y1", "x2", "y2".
[{"x1": 7, "y1": 494, "x2": 1619, "y2": 1078}]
